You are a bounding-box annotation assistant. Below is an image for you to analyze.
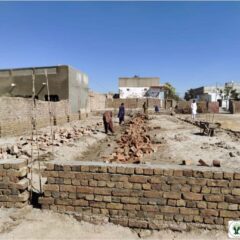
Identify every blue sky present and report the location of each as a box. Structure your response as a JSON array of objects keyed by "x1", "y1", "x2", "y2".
[{"x1": 0, "y1": 2, "x2": 239, "y2": 96}]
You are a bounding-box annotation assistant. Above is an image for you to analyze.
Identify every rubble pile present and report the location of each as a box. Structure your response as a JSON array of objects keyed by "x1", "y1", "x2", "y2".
[
  {"x1": 107, "y1": 114, "x2": 155, "y2": 164},
  {"x1": 0, "y1": 122, "x2": 103, "y2": 161}
]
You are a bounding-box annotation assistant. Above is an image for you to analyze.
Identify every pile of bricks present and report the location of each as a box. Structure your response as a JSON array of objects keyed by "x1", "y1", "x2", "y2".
[
  {"x1": 108, "y1": 114, "x2": 155, "y2": 163},
  {"x1": 0, "y1": 122, "x2": 103, "y2": 162},
  {"x1": 0, "y1": 159, "x2": 29, "y2": 208},
  {"x1": 40, "y1": 161, "x2": 240, "y2": 229}
]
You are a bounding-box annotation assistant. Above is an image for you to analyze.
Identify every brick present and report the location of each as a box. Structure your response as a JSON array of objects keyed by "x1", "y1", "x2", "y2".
[
  {"x1": 144, "y1": 191, "x2": 162, "y2": 198},
  {"x1": 173, "y1": 170, "x2": 183, "y2": 177},
  {"x1": 234, "y1": 173, "x2": 240, "y2": 180},
  {"x1": 229, "y1": 204, "x2": 238, "y2": 210},
  {"x1": 132, "y1": 183, "x2": 141, "y2": 190},
  {"x1": 176, "y1": 199, "x2": 186, "y2": 207},
  {"x1": 75, "y1": 173, "x2": 93, "y2": 180},
  {"x1": 197, "y1": 201, "x2": 207, "y2": 209},
  {"x1": 201, "y1": 209, "x2": 219, "y2": 217},
  {"x1": 44, "y1": 184, "x2": 59, "y2": 192},
  {"x1": 161, "y1": 206, "x2": 179, "y2": 214},
  {"x1": 188, "y1": 178, "x2": 207, "y2": 186},
  {"x1": 203, "y1": 171, "x2": 213, "y2": 178},
  {"x1": 94, "y1": 188, "x2": 112, "y2": 195},
  {"x1": 112, "y1": 189, "x2": 130, "y2": 197},
  {"x1": 193, "y1": 171, "x2": 204, "y2": 178},
  {"x1": 150, "y1": 176, "x2": 162, "y2": 184},
  {"x1": 97, "y1": 181, "x2": 106, "y2": 187},
  {"x1": 81, "y1": 166, "x2": 90, "y2": 172},
  {"x1": 182, "y1": 192, "x2": 202, "y2": 201},
  {"x1": 167, "y1": 177, "x2": 186, "y2": 185},
  {"x1": 72, "y1": 199, "x2": 89, "y2": 206},
  {"x1": 220, "y1": 210, "x2": 240, "y2": 218},
  {"x1": 103, "y1": 196, "x2": 112, "y2": 202},
  {"x1": 55, "y1": 199, "x2": 72, "y2": 205},
  {"x1": 124, "y1": 204, "x2": 140, "y2": 211},
  {"x1": 121, "y1": 197, "x2": 138, "y2": 204},
  {"x1": 93, "y1": 173, "x2": 110, "y2": 181},
  {"x1": 191, "y1": 186, "x2": 201, "y2": 193},
  {"x1": 76, "y1": 186, "x2": 94, "y2": 194},
  {"x1": 107, "y1": 203, "x2": 123, "y2": 210},
  {"x1": 232, "y1": 188, "x2": 240, "y2": 196},
  {"x1": 207, "y1": 180, "x2": 228, "y2": 187},
  {"x1": 183, "y1": 170, "x2": 192, "y2": 177},
  {"x1": 225, "y1": 195, "x2": 240, "y2": 204},
  {"x1": 72, "y1": 179, "x2": 80, "y2": 186},
  {"x1": 201, "y1": 186, "x2": 211, "y2": 194},
  {"x1": 211, "y1": 188, "x2": 221, "y2": 194},
  {"x1": 59, "y1": 185, "x2": 76, "y2": 193},
  {"x1": 94, "y1": 195, "x2": 103, "y2": 201},
  {"x1": 90, "y1": 201, "x2": 106, "y2": 208},
  {"x1": 129, "y1": 175, "x2": 148, "y2": 183},
  {"x1": 218, "y1": 202, "x2": 228, "y2": 209},
  {"x1": 163, "y1": 169, "x2": 173, "y2": 176},
  {"x1": 213, "y1": 172, "x2": 223, "y2": 179},
  {"x1": 180, "y1": 208, "x2": 199, "y2": 215},
  {"x1": 204, "y1": 195, "x2": 224, "y2": 202},
  {"x1": 42, "y1": 171, "x2": 58, "y2": 178},
  {"x1": 142, "y1": 183, "x2": 151, "y2": 190},
  {"x1": 135, "y1": 168, "x2": 143, "y2": 175},
  {"x1": 208, "y1": 202, "x2": 217, "y2": 209},
  {"x1": 171, "y1": 184, "x2": 182, "y2": 192},
  {"x1": 116, "y1": 167, "x2": 126, "y2": 174},
  {"x1": 154, "y1": 169, "x2": 163, "y2": 175},
  {"x1": 59, "y1": 171, "x2": 75, "y2": 178},
  {"x1": 39, "y1": 197, "x2": 54, "y2": 205},
  {"x1": 168, "y1": 199, "x2": 177, "y2": 206},
  {"x1": 98, "y1": 166, "x2": 107, "y2": 173},
  {"x1": 111, "y1": 175, "x2": 128, "y2": 182},
  {"x1": 223, "y1": 172, "x2": 233, "y2": 180},
  {"x1": 143, "y1": 168, "x2": 154, "y2": 175},
  {"x1": 89, "y1": 166, "x2": 99, "y2": 172},
  {"x1": 124, "y1": 168, "x2": 134, "y2": 175},
  {"x1": 229, "y1": 181, "x2": 240, "y2": 187},
  {"x1": 181, "y1": 185, "x2": 191, "y2": 192},
  {"x1": 108, "y1": 166, "x2": 116, "y2": 173},
  {"x1": 163, "y1": 192, "x2": 181, "y2": 200},
  {"x1": 129, "y1": 219, "x2": 148, "y2": 228},
  {"x1": 141, "y1": 205, "x2": 159, "y2": 212}
]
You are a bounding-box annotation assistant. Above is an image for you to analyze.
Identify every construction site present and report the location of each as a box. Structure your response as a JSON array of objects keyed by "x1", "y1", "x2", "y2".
[{"x1": 0, "y1": 66, "x2": 240, "y2": 239}]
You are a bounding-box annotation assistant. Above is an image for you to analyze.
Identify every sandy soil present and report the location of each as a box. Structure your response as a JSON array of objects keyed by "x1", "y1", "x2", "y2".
[{"x1": 0, "y1": 207, "x2": 228, "y2": 240}]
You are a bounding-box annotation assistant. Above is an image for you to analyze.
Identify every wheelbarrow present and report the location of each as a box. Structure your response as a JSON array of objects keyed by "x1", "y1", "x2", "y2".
[{"x1": 199, "y1": 121, "x2": 221, "y2": 137}]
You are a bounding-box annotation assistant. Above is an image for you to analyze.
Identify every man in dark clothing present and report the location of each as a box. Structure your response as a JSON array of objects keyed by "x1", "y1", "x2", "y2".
[
  {"x1": 118, "y1": 103, "x2": 125, "y2": 125},
  {"x1": 103, "y1": 111, "x2": 114, "y2": 134}
]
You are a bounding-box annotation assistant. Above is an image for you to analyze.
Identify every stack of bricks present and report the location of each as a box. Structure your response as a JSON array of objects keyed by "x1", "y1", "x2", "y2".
[
  {"x1": 0, "y1": 159, "x2": 29, "y2": 208},
  {"x1": 40, "y1": 161, "x2": 240, "y2": 230}
]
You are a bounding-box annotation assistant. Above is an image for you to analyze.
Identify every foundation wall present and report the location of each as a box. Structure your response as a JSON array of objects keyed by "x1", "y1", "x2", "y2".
[
  {"x1": 0, "y1": 159, "x2": 29, "y2": 208},
  {"x1": 40, "y1": 161, "x2": 240, "y2": 230},
  {"x1": 229, "y1": 101, "x2": 240, "y2": 114}
]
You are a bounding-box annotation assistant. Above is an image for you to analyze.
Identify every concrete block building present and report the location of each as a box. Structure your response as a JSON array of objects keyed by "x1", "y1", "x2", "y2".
[
  {"x1": 119, "y1": 76, "x2": 160, "y2": 99},
  {"x1": 0, "y1": 65, "x2": 89, "y2": 112}
]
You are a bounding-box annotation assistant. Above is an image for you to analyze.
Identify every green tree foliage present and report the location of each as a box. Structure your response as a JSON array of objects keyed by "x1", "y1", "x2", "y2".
[{"x1": 164, "y1": 82, "x2": 180, "y2": 101}]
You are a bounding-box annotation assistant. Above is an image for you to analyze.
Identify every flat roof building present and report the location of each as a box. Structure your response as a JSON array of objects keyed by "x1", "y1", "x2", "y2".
[{"x1": 0, "y1": 65, "x2": 89, "y2": 112}]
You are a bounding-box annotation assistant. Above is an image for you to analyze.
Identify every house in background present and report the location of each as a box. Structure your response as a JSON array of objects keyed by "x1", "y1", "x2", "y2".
[
  {"x1": 119, "y1": 76, "x2": 160, "y2": 99},
  {"x1": 0, "y1": 65, "x2": 89, "y2": 112}
]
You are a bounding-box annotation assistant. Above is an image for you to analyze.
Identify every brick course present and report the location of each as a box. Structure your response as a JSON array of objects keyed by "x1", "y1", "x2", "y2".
[{"x1": 39, "y1": 161, "x2": 240, "y2": 230}]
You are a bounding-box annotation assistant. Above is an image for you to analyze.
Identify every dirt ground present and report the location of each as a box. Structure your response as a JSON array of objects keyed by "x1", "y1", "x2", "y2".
[{"x1": 0, "y1": 207, "x2": 228, "y2": 240}]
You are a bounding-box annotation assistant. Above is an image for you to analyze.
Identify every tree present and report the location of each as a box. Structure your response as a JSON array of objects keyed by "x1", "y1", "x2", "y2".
[{"x1": 164, "y1": 82, "x2": 180, "y2": 101}]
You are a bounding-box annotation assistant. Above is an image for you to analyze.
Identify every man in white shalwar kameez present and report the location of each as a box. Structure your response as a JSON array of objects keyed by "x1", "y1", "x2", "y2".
[{"x1": 191, "y1": 100, "x2": 197, "y2": 120}]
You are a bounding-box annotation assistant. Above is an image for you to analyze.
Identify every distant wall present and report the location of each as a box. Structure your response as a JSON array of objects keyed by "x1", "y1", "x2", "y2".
[
  {"x1": 0, "y1": 97, "x2": 87, "y2": 137},
  {"x1": 176, "y1": 101, "x2": 219, "y2": 114},
  {"x1": 40, "y1": 161, "x2": 240, "y2": 230},
  {"x1": 88, "y1": 92, "x2": 106, "y2": 111},
  {"x1": 106, "y1": 98, "x2": 171, "y2": 109},
  {"x1": 229, "y1": 101, "x2": 240, "y2": 114}
]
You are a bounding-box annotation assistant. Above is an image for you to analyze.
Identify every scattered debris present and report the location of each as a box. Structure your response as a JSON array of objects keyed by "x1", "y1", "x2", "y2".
[{"x1": 212, "y1": 160, "x2": 221, "y2": 167}]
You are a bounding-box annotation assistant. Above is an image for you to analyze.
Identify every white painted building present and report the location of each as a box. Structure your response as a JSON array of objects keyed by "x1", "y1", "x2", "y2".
[{"x1": 119, "y1": 76, "x2": 160, "y2": 99}]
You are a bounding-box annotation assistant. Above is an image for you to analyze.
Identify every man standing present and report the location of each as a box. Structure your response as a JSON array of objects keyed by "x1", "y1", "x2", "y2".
[
  {"x1": 191, "y1": 100, "x2": 197, "y2": 120},
  {"x1": 103, "y1": 111, "x2": 114, "y2": 134},
  {"x1": 118, "y1": 103, "x2": 125, "y2": 125}
]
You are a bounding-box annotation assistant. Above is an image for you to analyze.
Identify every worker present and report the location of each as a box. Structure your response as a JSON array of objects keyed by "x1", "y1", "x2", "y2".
[
  {"x1": 191, "y1": 99, "x2": 197, "y2": 120},
  {"x1": 103, "y1": 111, "x2": 114, "y2": 134},
  {"x1": 154, "y1": 105, "x2": 159, "y2": 113},
  {"x1": 143, "y1": 102, "x2": 148, "y2": 114},
  {"x1": 118, "y1": 103, "x2": 125, "y2": 125}
]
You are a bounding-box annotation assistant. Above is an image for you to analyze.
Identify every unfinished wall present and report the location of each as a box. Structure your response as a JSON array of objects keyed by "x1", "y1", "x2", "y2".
[
  {"x1": 176, "y1": 101, "x2": 219, "y2": 114},
  {"x1": 229, "y1": 100, "x2": 240, "y2": 114},
  {"x1": 88, "y1": 92, "x2": 106, "y2": 111},
  {"x1": 0, "y1": 159, "x2": 29, "y2": 208},
  {"x1": 40, "y1": 161, "x2": 240, "y2": 230},
  {"x1": 0, "y1": 97, "x2": 85, "y2": 137}
]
